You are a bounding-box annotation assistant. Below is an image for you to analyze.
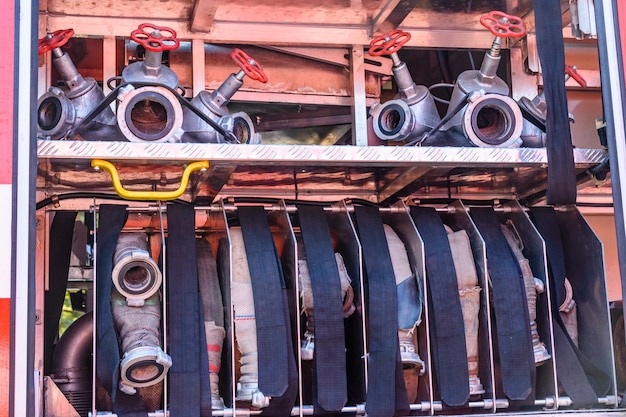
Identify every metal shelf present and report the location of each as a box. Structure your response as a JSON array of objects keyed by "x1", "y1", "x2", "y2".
[{"x1": 37, "y1": 140, "x2": 608, "y2": 204}]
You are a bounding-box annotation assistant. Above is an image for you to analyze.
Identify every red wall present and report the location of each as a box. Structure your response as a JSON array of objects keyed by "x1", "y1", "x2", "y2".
[{"x1": 0, "y1": 0, "x2": 14, "y2": 415}]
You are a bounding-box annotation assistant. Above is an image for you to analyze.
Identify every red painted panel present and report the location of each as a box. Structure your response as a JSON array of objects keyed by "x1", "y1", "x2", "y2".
[
  {"x1": 619, "y1": 1, "x2": 626, "y2": 75},
  {"x1": 0, "y1": 298, "x2": 10, "y2": 417},
  {"x1": 0, "y1": 1, "x2": 14, "y2": 185}
]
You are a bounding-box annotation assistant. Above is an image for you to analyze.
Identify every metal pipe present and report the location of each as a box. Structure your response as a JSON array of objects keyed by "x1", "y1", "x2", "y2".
[{"x1": 51, "y1": 312, "x2": 93, "y2": 417}]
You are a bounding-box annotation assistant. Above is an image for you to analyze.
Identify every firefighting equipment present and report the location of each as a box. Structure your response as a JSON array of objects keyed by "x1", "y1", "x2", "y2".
[
  {"x1": 470, "y1": 207, "x2": 533, "y2": 401},
  {"x1": 196, "y1": 239, "x2": 226, "y2": 409},
  {"x1": 182, "y1": 48, "x2": 264, "y2": 144},
  {"x1": 353, "y1": 206, "x2": 410, "y2": 417},
  {"x1": 560, "y1": 278, "x2": 579, "y2": 347},
  {"x1": 230, "y1": 227, "x2": 270, "y2": 408},
  {"x1": 297, "y1": 251, "x2": 355, "y2": 360},
  {"x1": 384, "y1": 224, "x2": 425, "y2": 374},
  {"x1": 111, "y1": 291, "x2": 171, "y2": 395},
  {"x1": 411, "y1": 206, "x2": 470, "y2": 406},
  {"x1": 445, "y1": 226, "x2": 485, "y2": 395},
  {"x1": 500, "y1": 220, "x2": 552, "y2": 365},
  {"x1": 441, "y1": 11, "x2": 526, "y2": 148},
  {"x1": 116, "y1": 24, "x2": 184, "y2": 143},
  {"x1": 37, "y1": 29, "x2": 116, "y2": 140},
  {"x1": 111, "y1": 232, "x2": 162, "y2": 306},
  {"x1": 368, "y1": 30, "x2": 441, "y2": 143}
]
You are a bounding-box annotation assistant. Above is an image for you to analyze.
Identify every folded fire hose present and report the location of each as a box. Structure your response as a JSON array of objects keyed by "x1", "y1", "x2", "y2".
[
  {"x1": 109, "y1": 231, "x2": 171, "y2": 414},
  {"x1": 531, "y1": 207, "x2": 612, "y2": 407},
  {"x1": 166, "y1": 203, "x2": 212, "y2": 416},
  {"x1": 96, "y1": 204, "x2": 153, "y2": 416},
  {"x1": 46, "y1": 211, "x2": 78, "y2": 376},
  {"x1": 296, "y1": 204, "x2": 351, "y2": 412},
  {"x1": 235, "y1": 206, "x2": 298, "y2": 415},
  {"x1": 196, "y1": 238, "x2": 227, "y2": 410},
  {"x1": 353, "y1": 206, "x2": 410, "y2": 417},
  {"x1": 500, "y1": 220, "x2": 552, "y2": 366},
  {"x1": 230, "y1": 227, "x2": 269, "y2": 408},
  {"x1": 444, "y1": 226, "x2": 485, "y2": 396},
  {"x1": 383, "y1": 224, "x2": 425, "y2": 377},
  {"x1": 384, "y1": 224, "x2": 425, "y2": 405},
  {"x1": 470, "y1": 207, "x2": 535, "y2": 402},
  {"x1": 533, "y1": 0, "x2": 577, "y2": 204},
  {"x1": 410, "y1": 207, "x2": 470, "y2": 407}
]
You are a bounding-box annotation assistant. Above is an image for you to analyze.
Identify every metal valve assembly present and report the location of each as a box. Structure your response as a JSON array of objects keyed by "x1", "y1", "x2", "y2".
[
  {"x1": 440, "y1": 11, "x2": 527, "y2": 148},
  {"x1": 37, "y1": 23, "x2": 265, "y2": 144},
  {"x1": 37, "y1": 29, "x2": 117, "y2": 140},
  {"x1": 181, "y1": 48, "x2": 267, "y2": 144},
  {"x1": 37, "y1": 14, "x2": 578, "y2": 151},
  {"x1": 367, "y1": 11, "x2": 533, "y2": 148},
  {"x1": 368, "y1": 30, "x2": 442, "y2": 143},
  {"x1": 518, "y1": 64, "x2": 588, "y2": 147}
]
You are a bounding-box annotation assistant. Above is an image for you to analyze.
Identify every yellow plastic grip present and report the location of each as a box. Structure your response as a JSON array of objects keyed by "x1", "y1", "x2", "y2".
[{"x1": 91, "y1": 159, "x2": 209, "y2": 201}]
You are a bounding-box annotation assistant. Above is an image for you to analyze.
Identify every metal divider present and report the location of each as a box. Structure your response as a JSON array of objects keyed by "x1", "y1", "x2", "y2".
[
  {"x1": 197, "y1": 202, "x2": 232, "y2": 412},
  {"x1": 326, "y1": 200, "x2": 368, "y2": 410},
  {"x1": 553, "y1": 205, "x2": 619, "y2": 408},
  {"x1": 90, "y1": 203, "x2": 170, "y2": 415},
  {"x1": 156, "y1": 203, "x2": 168, "y2": 413},
  {"x1": 409, "y1": 201, "x2": 501, "y2": 414},
  {"x1": 384, "y1": 201, "x2": 434, "y2": 414},
  {"x1": 219, "y1": 202, "x2": 242, "y2": 415},
  {"x1": 267, "y1": 201, "x2": 300, "y2": 414},
  {"x1": 85, "y1": 201, "x2": 621, "y2": 417},
  {"x1": 91, "y1": 203, "x2": 98, "y2": 417},
  {"x1": 496, "y1": 200, "x2": 559, "y2": 410},
  {"x1": 434, "y1": 201, "x2": 498, "y2": 413}
]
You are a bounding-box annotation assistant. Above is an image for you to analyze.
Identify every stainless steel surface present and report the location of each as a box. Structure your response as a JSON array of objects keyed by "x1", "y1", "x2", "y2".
[
  {"x1": 499, "y1": 200, "x2": 559, "y2": 407},
  {"x1": 94, "y1": 408, "x2": 626, "y2": 417},
  {"x1": 38, "y1": 44, "x2": 115, "y2": 140},
  {"x1": 369, "y1": 50, "x2": 441, "y2": 142},
  {"x1": 43, "y1": 377, "x2": 81, "y2": 417},
  {"x1": 556, "y1": 206, "x2": 619, "y2": 405},
  {"x1": 382, "y1": 203, "x2": 433, "y2": 413},
  {"x1": 37, "y1": 140, "x2": 608, "y2": 203}
]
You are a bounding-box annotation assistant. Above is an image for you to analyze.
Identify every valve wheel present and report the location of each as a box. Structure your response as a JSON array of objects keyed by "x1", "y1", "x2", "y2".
[
  {"x1": 231, "y1": 48, "x2": 268, "y2": 83},
  {"x1": 368, "y1": 29, "x2": 411, "y2": 56},
  {"x1": 480, "y1": 11, "x2": 526, "y2": 39},
  {"x1": 130, "y1": 23, "x2": 180, "y2": 53},
  {"x1": 565, "y1": 64, "x2": 588, "y2": 88},
  {"x1": 38, "y1": 28, "x2": 75, "y2": 55}
]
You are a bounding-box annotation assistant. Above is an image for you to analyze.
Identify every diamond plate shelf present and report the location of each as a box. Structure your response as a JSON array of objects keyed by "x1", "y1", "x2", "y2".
[{"x1": 37, "y1": 140, "x2": 608, "y2": 204}]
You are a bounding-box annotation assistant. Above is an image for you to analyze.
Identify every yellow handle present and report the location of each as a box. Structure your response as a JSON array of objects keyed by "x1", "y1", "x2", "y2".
[{"x1": 92, "y1": 159, "x2": 209, "y2": 201}]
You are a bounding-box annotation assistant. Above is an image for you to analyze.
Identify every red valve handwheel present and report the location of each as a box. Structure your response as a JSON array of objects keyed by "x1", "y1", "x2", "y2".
[
  {"x1": 38, "y1": 28, "x2": 75, "y2": 55},
  {"x1": 130, "y1": 23, "x2": 180, "y2": 53},
  {"x1": 565, "y1": 64, "x2": 588, "y2": 88},
  {"x1": 480, "y1": 11, "x2": 526, "y2": 39},
  {"x1": 231, "y1": 48, "x2": 268, "y2": 83},
  {"x1": 368, "y1": 29, "x2": 411, "y2": 56}
]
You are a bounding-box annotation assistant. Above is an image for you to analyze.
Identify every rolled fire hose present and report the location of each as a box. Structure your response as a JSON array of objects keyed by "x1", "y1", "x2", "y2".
[
  {"x1": 110, "y1": 232, "x2": 171, "y2": 396},
  {"x1": 197, "y1": 239, "x2": 226, "y2": 409},
  {"x1": 112, "y1": 233, "x2": 162, "y2": 307},
  {"x1": 560, "y1": 278, "x2": 579, "y2": 347},
  {"x1": 500, "y1": 221, "x2": 551, "y2": 366},
  {"x1": 382, "y1": 224, "x2": 425, "y2": 375},
  {"x1": 230, "y1": 227, "x2": 270, "y2": 408},
  {"x1": 297, "y1": 240, "x2": 356, "y2": 360},
  {"x1": 111, "y1": 290, "x2": 171, "y2": 395},
  {"x1": 444, "y1": 226, "x2": 485, "y2": 396}
]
